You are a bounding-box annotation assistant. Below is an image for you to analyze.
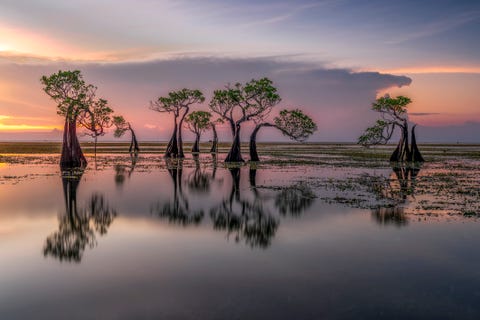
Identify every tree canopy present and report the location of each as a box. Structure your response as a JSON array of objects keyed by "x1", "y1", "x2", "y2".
[
  {"x1": 41, "y1": 70, "x2": 96, "y2": 121},
  {"x1": 185, "y1": 111, "x2": 212, "y2": 135},
  {"x1": 274, "y1": 109, "x2": 317, "y2": 142},
  {"x1": 358, "y1": 95, "x2": 411, "y2": 146}
]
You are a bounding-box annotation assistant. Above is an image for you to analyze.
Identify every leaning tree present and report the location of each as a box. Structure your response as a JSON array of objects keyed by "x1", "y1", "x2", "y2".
[
  {"x1": 150, "y1": 89, "x2": 205, "y2": 158},
  {"x1": 185, "y1": 111, "x2": 212, "y2": 153},
  {"x1": 249, "y1": 109, "x2": 317, "y2": 161},
  {"x1": 41, "y1": 70, "x2": 96, "y2": 168},
  {"x1": 78, "y1": 98, "x2": 114, "y2": 159},
  {"x1": 358, "y1": 95, "x2": 424, "y2": 162},
  {"x1": 112, "y1": 115, "x2": 140, "y2": 153},
  {"x1": 209, "y1": 78, "x2": 281, "y2": 162}
]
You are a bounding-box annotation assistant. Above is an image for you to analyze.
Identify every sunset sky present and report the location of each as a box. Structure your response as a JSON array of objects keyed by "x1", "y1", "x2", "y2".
[{"x1": 0, "y1": 0, "x2": 479, "y2": 142}]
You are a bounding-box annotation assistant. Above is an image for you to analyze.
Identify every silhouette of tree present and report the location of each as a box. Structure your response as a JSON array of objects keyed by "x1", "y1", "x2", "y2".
[
  {"x1": 358, "y1": 95, "x2": 424, "y2": 162},
  {"x1": 114, "y1": 153, "x2": 138, "y2": 189},
  {"x1": 113, "y1": 115, "x2": 140, "y2": 154},
  {"x1": 210, "y1": 168, "x2": 278, "y2": 248},
  {"x1": 151, "y1": 159, "x2": 204, "y2": 225},
  {"x1": 274, "y1": 183, "x2": 316, "y2": 216},
  {"x1": 209, "y1": 78, "x2": 281, "y2": 162},
  {"x1": 150, "y1": 89, "x2": 205, "y2": 158},
  {"x1": 41, "y1": 70, "x2": 96, "y2": 168},
  {"x1": 44, "y1": 172, "x2": 117, "y2": 262},
  {"x1": 186, "y1": 155, "x2": 215, "y2": 194}
]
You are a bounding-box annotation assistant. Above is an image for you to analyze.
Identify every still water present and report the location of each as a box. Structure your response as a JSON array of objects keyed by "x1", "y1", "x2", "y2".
[{"x1": 0, "y1": 155, "x2": 479, "y2": 319}]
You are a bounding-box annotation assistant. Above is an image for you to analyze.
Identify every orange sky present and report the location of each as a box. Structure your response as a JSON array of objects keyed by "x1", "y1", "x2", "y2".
[{"x1": 0, "y1": 0, "x2": 479, "y2": 142}]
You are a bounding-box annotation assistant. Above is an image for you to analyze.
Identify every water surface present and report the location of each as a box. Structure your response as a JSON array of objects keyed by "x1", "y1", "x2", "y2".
[{"x1": 0, "y1": 153, "x2": 479, "y2": 319}]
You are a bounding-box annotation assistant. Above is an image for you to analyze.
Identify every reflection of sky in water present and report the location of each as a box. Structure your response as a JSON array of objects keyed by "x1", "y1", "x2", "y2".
[{"x1": 0, "y1": 159, "x2": 480, "y2": 319}]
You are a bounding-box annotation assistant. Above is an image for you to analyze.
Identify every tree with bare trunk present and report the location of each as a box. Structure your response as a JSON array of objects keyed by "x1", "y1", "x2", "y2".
[
  {"x1": 150, "y1": 89, "x2": 205, "y2": 158},
  {"x1": 41, "y1": 70, "x2": 96, "y2": 168},
  {"x1": 112, "y1": 115, "x2": 140, "y2": 154},
  {"x1": 249, "y1": 109, "x2": 317, "y2": 161},
  {"x1": 78, "y1": 98, "x2": 114, "y2": 159},
  {"x1": 209, "y1": 78, "x2": 281, "y2": 162},
  {"x1": 358, "y1": 95, "x2": 424, "y2": 163},
  {"x1": 185, "y1": 111, "x2": 212, "y2": 153},
  {"x1": 209, "y1": 118, "x2": 223, "y2": 154}
]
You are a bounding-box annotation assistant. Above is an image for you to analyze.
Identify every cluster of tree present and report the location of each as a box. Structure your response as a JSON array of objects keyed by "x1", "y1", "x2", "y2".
[
  {"x1": 41, "y1": 70, "x2": 139, "y2": 169},
  {"x1": 42, "y1": 70, "x2": 425, "y2": 169},
  {"x1": 150, "y1": 77, "x2": 317, "y2": 162}
]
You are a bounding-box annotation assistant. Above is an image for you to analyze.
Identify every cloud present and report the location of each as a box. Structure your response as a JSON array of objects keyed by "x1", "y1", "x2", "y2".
[{"x1": 0, "y1": 55, "x2": 411, "y2": 141}]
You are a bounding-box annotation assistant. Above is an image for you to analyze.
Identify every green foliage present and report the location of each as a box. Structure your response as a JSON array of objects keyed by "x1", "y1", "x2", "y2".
[
  {"x1": 151, "y1": 88, "x2": 205, "y2": 114},
  {"x1": 357, "y1": 120, "x2": 391, "y2": 146},
  {"x1": 40, "y1": 70, "x2": 96, "y2": 120},
  {"x1": 358, "y1": 94, "x2": 413, "y2": 147},
  {"x1": 372, "y1": 95, "x2": 411, "y2": 115},
  {"x1": 79, "y1": 98, "x2": 114, "y2": 138},
  {"x1": 185, "y1": 111, "x2": 212, "y2": 134},
  {"x1": 274, "y1": 109, "x2": 317, "y2": 142},
  {"x1": 209, "y1": 77, "x2": 281, "y2": 124},
  {"x1": 112, "y1": 115, "x2": 129, "y2": 138}
]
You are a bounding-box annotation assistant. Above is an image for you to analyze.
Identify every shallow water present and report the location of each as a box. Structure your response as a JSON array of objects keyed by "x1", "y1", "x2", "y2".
[{"x1": 0, "y1": 154, "x2": 479, "y2": 319}]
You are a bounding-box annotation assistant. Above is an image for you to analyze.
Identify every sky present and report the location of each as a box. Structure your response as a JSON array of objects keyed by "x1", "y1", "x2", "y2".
[{"x1": 0, "y1": 0, "x2": 479, "y2": 142}]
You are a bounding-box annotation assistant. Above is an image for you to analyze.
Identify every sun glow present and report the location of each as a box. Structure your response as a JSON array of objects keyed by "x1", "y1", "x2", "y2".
[{"x1": 0, "y1": 115, "x2": 60, "y2": 132}]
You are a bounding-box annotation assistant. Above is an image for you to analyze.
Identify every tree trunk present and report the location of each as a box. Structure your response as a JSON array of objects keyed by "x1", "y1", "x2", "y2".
[
  {"x1": 249, "y1": 123, "x2": 274, "y2": 162},
  {"x1": 402, "y1": 122, "x2": 411, "y2": 161},
  {"x1": 409, "y1": 125, "x2": 424, "y2": 162},
  {"x1": 390, "y1": 124, "x2": 410, "y2": 163},
  {"x1": 210, "y1": 123, "x2": 218, "y2": 153},
  {"x1": 225, "y1": 125, "x2": 244, "y2": 162},
  {"x1": 129, "y1": 124, "x2": 140, "y2": 154},
  {"x1": 165, "y1": 118, "x2": 178, "y2": 158},
  {"x1": 94, "y1": 136, "x2": 97, "y2": 160},
  {"x1": 177, "y1": 107, "x2": 189, "y2": 158},
  {"x1": 61, "y1": 118, "x2": 87, "y2": 169},
  {"x1": 192, "y1": 133, "x2": 200, "y2": 153}
]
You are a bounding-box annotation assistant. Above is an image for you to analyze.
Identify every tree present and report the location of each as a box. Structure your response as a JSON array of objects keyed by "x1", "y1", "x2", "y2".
[
  {"x1": 150, "y1": 89, "x2": 205, "y2": 158},
  {"x1": 358, "y1": 95, "x2": 424, "y2": 162},
  {"x1": 185, "y1": 111, "x2": 212, "y2": 153},
  {"x1": 112, "y1": 115, "x2": 140, "y2": 153},
  {"x1": 78, "y1": 98, "x2": 114, "y2": 159},
  {"x1": 209, "y1": 78, "x2": 281, "y2": 162},
  {"x1": 41, "y1": 70, "x2": 96, "y2": 168},
  {"x1": 249, "y1": 109, "x2": 317, "y2": 161},
  {"x1": 209, "y1": 118, "x2": 223, "y2": 154}
]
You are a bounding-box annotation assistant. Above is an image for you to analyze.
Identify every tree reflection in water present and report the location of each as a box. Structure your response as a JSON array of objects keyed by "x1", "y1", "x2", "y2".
[
  {"x1": 44, "y1": 170, "x2": 117, "y2": 262},
  {"x1": 150, "y1": 159, "x2": 204, "y2": 226},
  {"x1": 371, "y1": 164, "x2": 421, "y2": 227},
  {"x1": 187, "y1": 155, "x2": 215, "y2": 194},
  {"x1": 114, "y1": 153, "x2": 138, "y2": 188},
  {"x1": 210, "y1": 167, "x2": 278, "y2": 248}
]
